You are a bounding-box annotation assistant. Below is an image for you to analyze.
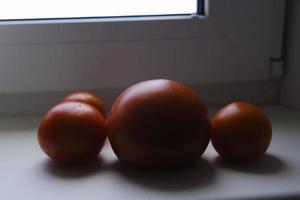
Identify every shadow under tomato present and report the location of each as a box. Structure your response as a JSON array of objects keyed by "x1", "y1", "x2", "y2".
[
  {"x1": 212, "y1": 153, "x2": 287, "y2": 175},
  {"x1": 42, "y1": 156, "x2": 104, "y2": 179},
  {"x1": 111, "y1": 158, "x2": 217, "y2": 191}
]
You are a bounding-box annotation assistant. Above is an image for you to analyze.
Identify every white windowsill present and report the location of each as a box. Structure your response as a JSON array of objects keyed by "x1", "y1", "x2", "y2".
[{"x1": 0, "y1": 106, "x2": 299, "y2": 200}]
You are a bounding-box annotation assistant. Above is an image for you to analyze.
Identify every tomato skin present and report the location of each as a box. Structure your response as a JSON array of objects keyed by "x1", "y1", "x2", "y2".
[
  {"x1": 62, "y1": 92, "x2": 105, "y2": 117},
  {"x1": 38, "y1": 102, "x2": 106, "y2": 164},
  {"x1": 107, "y1": 79, "x2": 211, "y2": 169},
  {"x1": 211, "y1": 102, "x2": 272, "y2": 162}
]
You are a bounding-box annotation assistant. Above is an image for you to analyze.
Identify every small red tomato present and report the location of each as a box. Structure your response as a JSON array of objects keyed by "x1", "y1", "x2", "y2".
[
  {"x1": 61, "y1": 92, "x2": 105, "y2": 116},
  {"x1": 107, "y1": 79, "x2": 211, "y2": 169},
  {"x1": 38, "y1": 102, "x2": 106, "y2": 164},
  {"x1": 211, "y1": 102, "x2": 272, "y2": 162}
]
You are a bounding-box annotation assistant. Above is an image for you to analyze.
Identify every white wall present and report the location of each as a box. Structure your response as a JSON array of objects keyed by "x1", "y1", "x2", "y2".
[
  {"x1": 281, "y1": 0, "x2": 300, "y2": 109},
  {"x1": 0, "y1": 80, "x2": 279, "y2": 117}
]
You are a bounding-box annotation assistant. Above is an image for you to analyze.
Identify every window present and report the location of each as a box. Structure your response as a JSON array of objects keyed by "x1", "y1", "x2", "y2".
[
  {"x1": 0, "y1": 0, "x2": 285, "y2": 96},
  {"x1": 0, "y1": 0, "x2": 203, "y2": 21}
]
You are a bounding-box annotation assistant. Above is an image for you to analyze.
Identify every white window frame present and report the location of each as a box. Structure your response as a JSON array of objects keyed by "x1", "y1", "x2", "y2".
[
  {"x1": 0, "y1": 0, "x2": 223, "y2": 44},
  {"x1": 0, "y1": 0, "x2": 285, "y2": 93}
]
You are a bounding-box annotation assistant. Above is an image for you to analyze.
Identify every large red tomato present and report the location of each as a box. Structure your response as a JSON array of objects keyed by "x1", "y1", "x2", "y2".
[
  {"x1": 211, "y1": 102, "x2": 272, "y2": 162},
  {"x1": 61, "y1": 92, "x2": 106, "y2": 116},
  {"x1": 38, "y1": 102, "x2": 106, "y2": 164},
  {"x1": 107, "y1": 79, "x2": 211, "y2": 169}
]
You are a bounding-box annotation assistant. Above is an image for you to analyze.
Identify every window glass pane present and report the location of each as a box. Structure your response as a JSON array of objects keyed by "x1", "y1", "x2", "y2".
[{"x1": 0, "y1": 0, "x2": 201, "y2": 20}]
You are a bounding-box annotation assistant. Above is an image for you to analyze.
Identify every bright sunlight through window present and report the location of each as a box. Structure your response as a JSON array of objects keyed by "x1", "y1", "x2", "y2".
[{"x1": 0, "y1": 0, "x2": 200, "y2": 20}]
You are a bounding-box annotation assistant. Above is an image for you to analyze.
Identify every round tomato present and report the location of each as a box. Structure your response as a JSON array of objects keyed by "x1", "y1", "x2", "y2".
[
  {"x1": 107, "y1": 79, "x2": 211, "y2": 169},
  {"x1": 211, "y1": 101, "x2": 272, "y2": 162},
  {"x1": 61, "y1": 92, "x2": 105, "y2": 116},
  {"x1": 38, "y1": 102, "x2": 106, "y2": 164}
]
